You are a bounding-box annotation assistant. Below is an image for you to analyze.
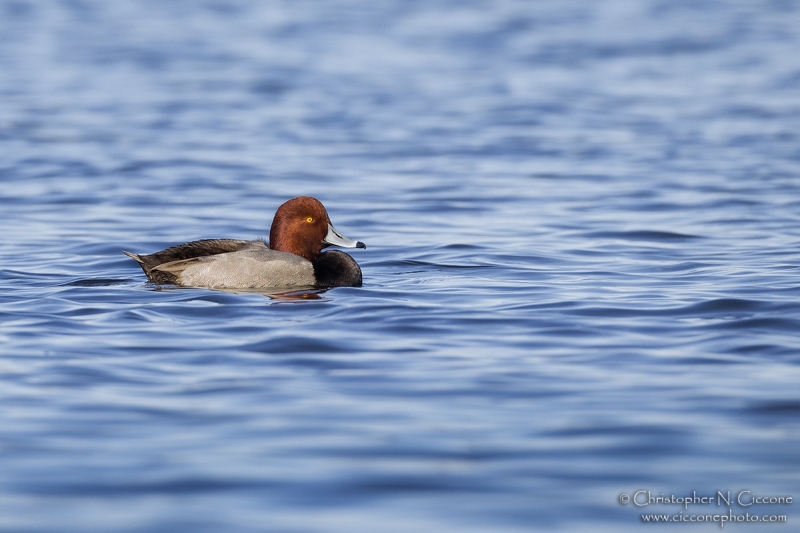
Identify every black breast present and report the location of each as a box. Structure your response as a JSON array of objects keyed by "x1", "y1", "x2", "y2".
[{"x1": 312, "y1": 250, "x2": 363, "y2": 287}]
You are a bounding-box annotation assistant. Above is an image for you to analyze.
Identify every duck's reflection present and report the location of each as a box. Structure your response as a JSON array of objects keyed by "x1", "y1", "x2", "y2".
[
  {"x1": 149, "y1": 284, "x2": 328, "y2": 300},
  {"x1": 265, "y1": 289, "x2": 326, "y2": 301},
  {"x1": 219, "y1": 286, "x2": 328, "y2": 301}
]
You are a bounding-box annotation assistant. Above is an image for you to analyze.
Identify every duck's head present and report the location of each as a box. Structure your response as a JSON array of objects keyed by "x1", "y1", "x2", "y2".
[{"x1": 269, "y1": 196, "x2": 365, "y2": 261}]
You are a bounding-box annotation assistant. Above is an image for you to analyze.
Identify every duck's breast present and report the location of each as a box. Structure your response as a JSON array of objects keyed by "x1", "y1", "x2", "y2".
[
  {"x1": 313, "y1": 250, "x2": 362, "y2": 287},
  {"x1": 154, "y1": 248, "x2": 315, "y2": 289}
]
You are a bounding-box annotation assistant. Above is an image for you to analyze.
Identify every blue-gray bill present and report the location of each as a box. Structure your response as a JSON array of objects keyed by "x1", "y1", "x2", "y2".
[{"x1": 324, "y1": 223, "x2": 366, "y2": 249}]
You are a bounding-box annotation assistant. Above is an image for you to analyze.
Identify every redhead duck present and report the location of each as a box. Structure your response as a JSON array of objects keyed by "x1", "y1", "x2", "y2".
[{"x1": 124, "y1": 196, "x2": 366, "y2": 289}]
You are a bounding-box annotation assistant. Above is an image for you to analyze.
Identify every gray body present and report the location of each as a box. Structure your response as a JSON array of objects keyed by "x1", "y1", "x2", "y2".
[
  {"x1": 154, "y1": 247, "x2": 316, "y2": 289},
  {"x1": 125, "y1": 238, "x2": 362, "y2": 289}
]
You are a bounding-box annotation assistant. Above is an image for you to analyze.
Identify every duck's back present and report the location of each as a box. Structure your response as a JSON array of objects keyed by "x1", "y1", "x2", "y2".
[{"x1": 128, "y1": 239, "x2": 259, "y2": 269}]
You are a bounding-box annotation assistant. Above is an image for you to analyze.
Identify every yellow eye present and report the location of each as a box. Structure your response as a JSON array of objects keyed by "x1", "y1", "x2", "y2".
[{"x1": 306, "y1": 217, "x2": 313, "y2": 223}]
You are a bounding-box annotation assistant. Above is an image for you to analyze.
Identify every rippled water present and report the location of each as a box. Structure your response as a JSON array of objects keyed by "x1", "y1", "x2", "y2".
[{"x1": 2, "y1": 1, "x2": 800, "y2": 531}]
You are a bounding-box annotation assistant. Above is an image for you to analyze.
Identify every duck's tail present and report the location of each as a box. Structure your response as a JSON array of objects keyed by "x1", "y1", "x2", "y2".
[
  {"x1": 123, "y1": 250, "x2": 144, "y2": 265},
  {"x1": 123, "y1": 251, "x2": 150, "y2": 278}
]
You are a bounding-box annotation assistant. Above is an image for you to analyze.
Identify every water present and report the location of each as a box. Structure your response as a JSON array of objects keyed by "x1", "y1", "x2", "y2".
[{"x1": 1, "y1": 1, "x2": 799, "y2": 531}]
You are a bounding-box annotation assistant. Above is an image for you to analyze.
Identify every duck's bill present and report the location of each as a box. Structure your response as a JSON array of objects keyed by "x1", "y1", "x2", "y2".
[{"x1": 324, "y1": 224, "x2": 366, "y2": 249}]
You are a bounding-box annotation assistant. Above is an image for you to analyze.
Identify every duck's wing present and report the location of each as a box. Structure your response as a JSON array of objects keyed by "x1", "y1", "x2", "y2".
[
  {"x1": 124, "y1": 239, "x2": 267, "y2": 284},
  {"x1": 151, "y1": 248, "x2": 315, "y2": 289}
]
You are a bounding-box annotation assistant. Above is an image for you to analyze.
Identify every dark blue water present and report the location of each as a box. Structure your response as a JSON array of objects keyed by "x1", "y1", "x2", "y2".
[{"x1": 1, "y1": 1, "x2": 799, "y2": 531}]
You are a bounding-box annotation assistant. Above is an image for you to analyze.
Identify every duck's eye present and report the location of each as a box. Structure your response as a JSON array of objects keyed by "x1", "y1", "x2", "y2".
[{"x1": 306, "y1": 217, "x2": 313, "y2": 223}]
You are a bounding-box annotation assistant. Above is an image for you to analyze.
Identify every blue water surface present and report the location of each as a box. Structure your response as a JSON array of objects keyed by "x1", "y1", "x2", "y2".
[{"x1": 1, "y1": 1, "x2": 799, "y2": 531}]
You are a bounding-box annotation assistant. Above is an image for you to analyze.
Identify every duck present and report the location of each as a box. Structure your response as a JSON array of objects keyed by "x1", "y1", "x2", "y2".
[{"x1": 124, "y1": 196, "x2": 366, "y2": 290}]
